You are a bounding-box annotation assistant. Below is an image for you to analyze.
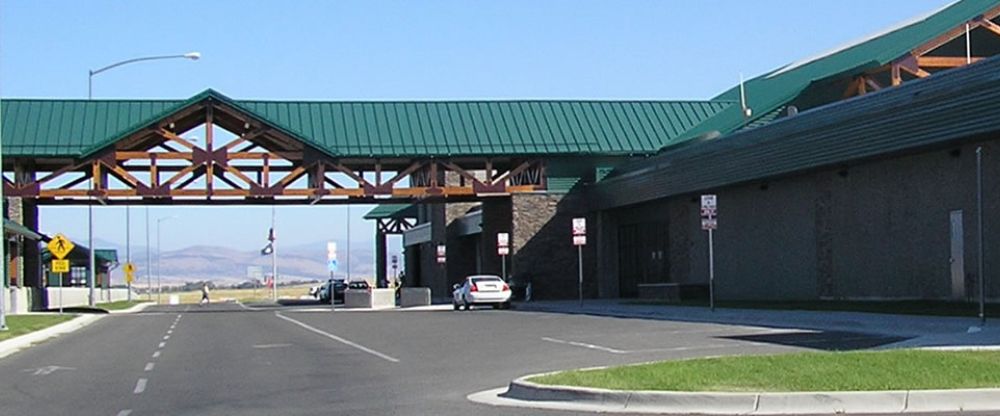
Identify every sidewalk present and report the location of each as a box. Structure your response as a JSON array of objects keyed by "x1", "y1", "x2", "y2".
[{"x1": 515, "y1": 299, "x2": 1000, "y2": 349}]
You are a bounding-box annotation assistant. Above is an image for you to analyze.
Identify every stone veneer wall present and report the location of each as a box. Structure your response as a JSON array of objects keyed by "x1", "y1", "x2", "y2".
[{"x1": 511, "y1": 192, "x2": 596, "y2": 300}]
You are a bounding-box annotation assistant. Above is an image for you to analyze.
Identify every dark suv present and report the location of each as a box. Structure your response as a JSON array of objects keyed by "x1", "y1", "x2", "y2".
[{"x1": 318, "y1": 279, "x2": 346, "y2": 302}]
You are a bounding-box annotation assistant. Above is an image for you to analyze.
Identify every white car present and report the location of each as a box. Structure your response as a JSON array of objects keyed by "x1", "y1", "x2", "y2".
[{"x1": 452, "y1": 275, "x2": 511, "y2": 310}]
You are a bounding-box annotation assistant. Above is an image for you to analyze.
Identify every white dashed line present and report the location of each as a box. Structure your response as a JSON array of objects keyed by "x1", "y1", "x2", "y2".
[
  {"x1": 274, "y1": 312, "x2": 400, "y2": 363},
  {"x1": 167, "y1": 329, "x2": 173, "y2": 334},
  {"x1": 144, "y1": 362, "x2": 155, "y2": 371},
  {"x1": 163, "y1": 335, "x2": 170, "y2": 340},
  {"x1": 152, "y1": 351, "x2": 161, "y2": 358},
  {"x1": 116, "y1": 410, "x2": 132, "y2": 416},
  {"x1": 541, "y1": 337, "x2": 627, "y2": 354},
  {"x1": 133, "y1": 378, "x2": 147, "y2": 394},
  {"x1": 158, "y1": 342, "x2": 166, "y2": 348}
]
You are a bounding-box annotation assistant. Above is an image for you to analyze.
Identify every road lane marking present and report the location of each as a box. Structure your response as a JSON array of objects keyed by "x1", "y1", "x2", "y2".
[
  {"x1": 144, "y1": 362, "x2": 155, "y2": 371},
  {"x1": 274, "y1": 312, "x2": 400, "y2": 363},
  {"x1": 21, "y1": 365, "x2": 76, "y2": 375},
  {"x1": 116, "y1": 410, "x2": 132, "y2": 416},
  {"x1": 133, "y1": 378, "x2": 147, "y2": 394},
  {"x1": 541, "y1": 337, "x2": 627, "y2": 354},
  {"x1": 158, "y1": 342, "x2": 166, "y2": 348},
  {"x1": 163, "y1": 335, "x2": 170, "y2": 340},
  {"x1": 152, "y1": 351, "x2": 161, "y2": 358},
  {"x1": 167, "y1": 329, "x2": 173, "y2": 334},
  {"x1": 253, "y1": 343, "x2": 293, "y2": 349}
]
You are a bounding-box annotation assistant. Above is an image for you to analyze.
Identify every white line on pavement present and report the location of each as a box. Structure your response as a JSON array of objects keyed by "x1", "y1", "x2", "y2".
[
  {"x1": 253, "y1": 343, "x2": 293, "y2": 349},
  {"x1": 133, "y1": 378, "x2": 147, "y2": 394},
  {"x1": 152, "y1": 351, "x2": 161, "y2": 358},
  {"x1": 158, "y1": 342, "x2": 166, "y2": 348},
  {"x1": 167, "y1": 329, "x2": 173, "y2": 334},
  {"x1": 163, "y1": 335, "x2": 170, "y2": 340},
  {"x1": 274, "y1": 312, "x2": 400, "y2": 363},
  {"x1": 541, "y1": 337, "x2": 627, "y2": 354},
  {"x1": 144, "y1": 362, "x2": 155, "y2": 371},
  {"x1": 116, "y1": 410, "x2": 132, "y2": 416}
]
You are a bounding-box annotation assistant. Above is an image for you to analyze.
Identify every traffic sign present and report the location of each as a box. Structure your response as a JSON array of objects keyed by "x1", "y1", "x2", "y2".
[
  {"x1": 47, "y1": 234, "x2": 75, "y2": 260},
  {"x1": 124, "y1": 262, "x2": 136, "y2": 284},
  {"x1": 51, "y1": 259, "x2": 70, "y2": 273},
  {"x1": 498, "y1": 246, "x2": 510, "y2": 256},
  {"x1": 573, "y1": 235, "x2": 587, "y2": 246},
  {"x1": 497, "y1": 232, "x2": 509, "y2": 248},
  {"x1": 701, "y1": 217, "x2": 718, "y2": 230},
  {"x1": 572, "y1": 218, "x2": 586, "y2": 236},
  {"x1": 700, "y1": 194, "x2": 717, "y2": 211},
  {"x1": 436, "y1": 244, "x2": 447, "y2": 264}
]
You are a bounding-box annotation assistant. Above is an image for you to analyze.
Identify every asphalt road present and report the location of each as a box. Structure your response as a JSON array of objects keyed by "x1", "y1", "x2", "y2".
[{"x1": 0, "y1": 302, "x2": 991, "y2": 416}]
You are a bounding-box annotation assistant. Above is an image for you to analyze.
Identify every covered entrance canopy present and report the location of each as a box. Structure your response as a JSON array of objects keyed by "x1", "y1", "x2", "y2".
[{"x1": 1, "y1": 89, "x2": 732, "y2": 205}]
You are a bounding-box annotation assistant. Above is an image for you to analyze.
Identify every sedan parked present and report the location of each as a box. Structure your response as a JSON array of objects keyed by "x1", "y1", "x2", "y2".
[{"x1": 452, "y1": 275, "x2": 511, "y2": 310}]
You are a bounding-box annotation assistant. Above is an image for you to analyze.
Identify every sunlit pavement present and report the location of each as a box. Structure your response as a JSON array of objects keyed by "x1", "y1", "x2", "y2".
[{"x1": 0, "y1": 302, "x2": 992, "y2": 416}]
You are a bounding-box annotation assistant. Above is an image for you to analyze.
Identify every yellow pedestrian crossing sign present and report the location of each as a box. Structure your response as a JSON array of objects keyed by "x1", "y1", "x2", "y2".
[
  {"x1": 47, "y1": 234, "x2": 75, "y2": 260},
  {"x1": 51, "y1": 259, "x2": 70, "y2": 273},
  {"x1": 124, "y1": 262, "x2": 136, "y2": 284}
]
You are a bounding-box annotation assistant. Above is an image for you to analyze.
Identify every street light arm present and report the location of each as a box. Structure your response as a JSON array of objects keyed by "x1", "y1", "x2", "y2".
[{"x1": 90, "y1": 53, "x2": 200, "y2": 76}]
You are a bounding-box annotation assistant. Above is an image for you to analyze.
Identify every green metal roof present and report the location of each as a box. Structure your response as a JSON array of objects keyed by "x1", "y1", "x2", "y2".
[
  {"x1": 363, "y1": 204, "x2": 418, "y2": 220},
  {"x1": 42, "y1": 246, "x2": 119, "y2": 264},
  {"x1": 3, "y1": 219, "x2": 42, "y2": 240},
  {"x1": 1, "y1": 90, "x2": 733, "y2": 159},
  {"x1": 678, "y1": 0, "x2": 998, "y2": 142},
  {"x1": 593, "y1": 55, "x2": 1000, "y2": 210}
]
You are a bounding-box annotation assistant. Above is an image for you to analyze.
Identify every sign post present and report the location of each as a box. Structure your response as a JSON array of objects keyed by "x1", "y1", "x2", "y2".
[
  {"x1": 497, "y1": 232, "x2": 510, "y2": 281},
  {"x1": 327, "y1": 242, "x2": 338, "y2": 310},
  {"x1": 700, "y1": 195, "x2": 717, "y2": 312},
  {"x1": 48, "y1": 234, "x2": 75, "y2": 315},
  {"x1": 391, "y1": 255, "x2": 399, "y2": 283},
  {"x1": 572, "y1": 218, "x2": 586, "y2": 306}
]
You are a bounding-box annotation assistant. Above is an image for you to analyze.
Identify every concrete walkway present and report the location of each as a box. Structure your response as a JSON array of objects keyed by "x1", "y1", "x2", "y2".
[{"x1": 515, "y1": 300, "x2": 1000, "y2": 349}]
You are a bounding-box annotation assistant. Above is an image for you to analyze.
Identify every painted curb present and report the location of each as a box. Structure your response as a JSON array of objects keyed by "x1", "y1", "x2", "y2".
[
  {"x1": 473, "y1": 374, "x2": 1000, "y2": 415},
  {"x1": 0, "y1": 314, "x2": 104, "y2": 360}
]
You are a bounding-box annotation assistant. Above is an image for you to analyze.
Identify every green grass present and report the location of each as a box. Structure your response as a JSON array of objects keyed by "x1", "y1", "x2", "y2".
[
  {"x1": 97, "y1": 300, "x2": 147, "y2": 311},
  {"x1": 0, "y1": 314, "x2": 77, "y2": 341},
  {"x1": 624, "y1": 299, "x2": 1000, "y2": 318},
  {"x1": 530, "y1": 350, "x2": 1000, "y2": 392}
]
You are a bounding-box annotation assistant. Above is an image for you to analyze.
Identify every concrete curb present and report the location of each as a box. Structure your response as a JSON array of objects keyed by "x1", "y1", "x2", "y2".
[
  {"x1": 468, "y1": 373, "x2": 1000, "y2": 415},
  {"x1": 108, "y1": 301, "x2": 155, "y2": 314},
  {"x1": 0, "y1": 314, "x2": 104, "y2": 360}
]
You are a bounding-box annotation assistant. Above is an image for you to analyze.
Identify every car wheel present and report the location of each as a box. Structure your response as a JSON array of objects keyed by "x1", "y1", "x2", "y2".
[
  {"x1": 502, "y1": 301, "x2": 511, "y2": 309},
  {"x1": 463, "y1": 298, "x2": 472, "y2": 311},
  {"x1": 492, "y1": 303, "x2": 502, "y2": 310}
]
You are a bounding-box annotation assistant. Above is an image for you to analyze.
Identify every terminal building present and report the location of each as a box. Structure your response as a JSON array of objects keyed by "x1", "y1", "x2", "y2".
[{"x1": 379, "y1": 0, "x2": 1000, "y2": 301}]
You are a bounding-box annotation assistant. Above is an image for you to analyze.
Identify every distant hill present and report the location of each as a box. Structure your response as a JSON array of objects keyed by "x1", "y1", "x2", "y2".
[{"x1": 89, "y1": 239, "x2": 398, "y2": 287}]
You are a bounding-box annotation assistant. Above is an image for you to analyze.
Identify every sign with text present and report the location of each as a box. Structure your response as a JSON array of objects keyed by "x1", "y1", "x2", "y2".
[
  {"x1": 326, "y1": 241, "x2": 339, "y2": 272},
  {"x1": 572, "y1": 218, "x2": 587, "y2": 245},
  {"x1": 51, "y1": 259, "x2": 70, "y2": 273},
  {"x1": 701, "y1": 194, "x2": 718, "y2": 230},
  {"x1": 436, "y1": 244, "x2": 447, "y2": 264},
  {"x1": 497, "y1": 232, "x2": 510, "y2": 256}
]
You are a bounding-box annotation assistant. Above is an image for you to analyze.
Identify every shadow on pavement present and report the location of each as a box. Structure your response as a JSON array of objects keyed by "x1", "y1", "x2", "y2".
[{"x1": 719, "y1": 330, "x2": 909, "y2": 351}]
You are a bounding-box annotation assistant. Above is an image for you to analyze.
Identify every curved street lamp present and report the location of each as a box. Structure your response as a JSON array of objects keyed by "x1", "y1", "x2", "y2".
[
  {"x1": 88, "y1": 52, "x2": 200, "y2": 99},
  {"x1": 86, "y1": 52, "x2": 200, "y2": 305}
]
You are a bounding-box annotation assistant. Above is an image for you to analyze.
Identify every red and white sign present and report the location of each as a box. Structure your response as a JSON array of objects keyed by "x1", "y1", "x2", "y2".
[
  {"x1": 436, "y1": 244, "x2": 447, "y2": 264},
  {"x1": 572, "y1": 218, "x2": 586, "y2": 236},
  {"x1": 701, "y1": 194, "x2": 718, "y2": 230},
  {"x1": 498, "y1": 246, "x2": 510, "y2": 256},
  {"x1": 573, "y1": 235, "x2": 587, "y2": 246}
]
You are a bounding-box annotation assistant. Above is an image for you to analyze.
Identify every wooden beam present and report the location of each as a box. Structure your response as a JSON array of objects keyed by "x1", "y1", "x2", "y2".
[
  {"x1": 891, "y1": 63, "x2": 902, "y2": 86},
  {"x1": 975, "y1": 16, "x2": 1000, "y2": 37},
  {"x1": 916, "y1": 56, "x2": 984, "y2": 68},
  {"x1": 864, "y1": 77, "x2": 883, "y2": 91},
  {"x1": 912, "y1": 6, "x2": 1000, "y2": 56}
]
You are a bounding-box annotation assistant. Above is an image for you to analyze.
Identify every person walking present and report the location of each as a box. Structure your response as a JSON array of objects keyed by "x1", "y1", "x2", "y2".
[{"x1": 200, "y1": 284, "x2": 210, "y2": 305}]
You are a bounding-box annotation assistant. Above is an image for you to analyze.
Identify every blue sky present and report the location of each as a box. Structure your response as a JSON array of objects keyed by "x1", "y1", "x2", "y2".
[{"x1": 1, "y1": 0, "x2": 954, "y2": 251}]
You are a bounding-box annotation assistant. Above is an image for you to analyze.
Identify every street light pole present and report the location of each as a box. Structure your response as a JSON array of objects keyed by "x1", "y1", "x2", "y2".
[
  {"x1": 88, "y1": 52, "x2": 200, "y2": 303},
  {"x1": 0, "y1": 96, "x2": 7, "y2": 331},
  {"x1": 156, "y1": 216, "x2": 176, "y2": 304}
]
